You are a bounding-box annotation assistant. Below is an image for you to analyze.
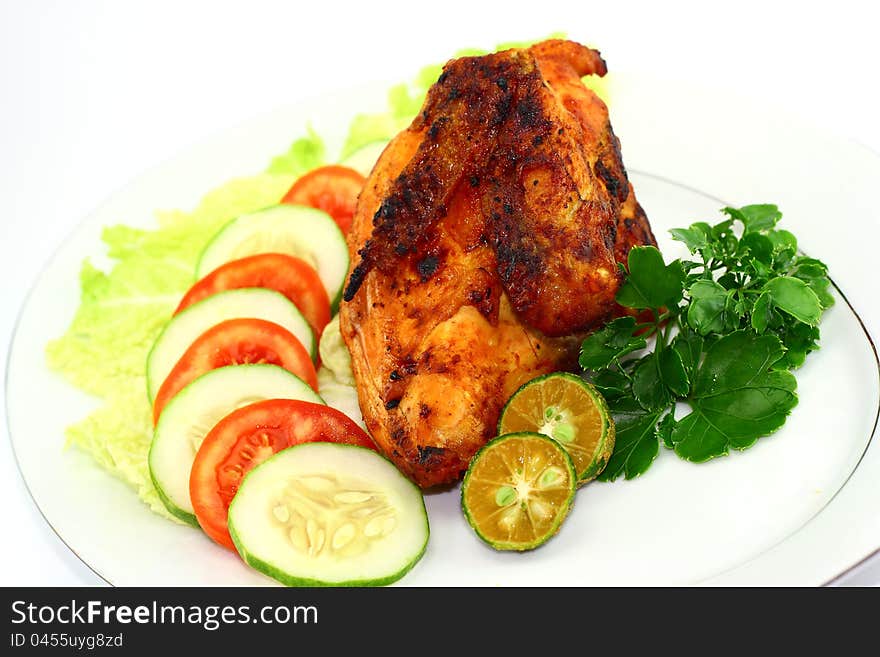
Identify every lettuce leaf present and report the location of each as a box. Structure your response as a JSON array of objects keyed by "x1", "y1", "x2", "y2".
[
  {"x1": 46, "y1": 173, "x2": 294, "y2": 519},
  {"x1": 266, "y1": 125, "x2": 326, "y2": 175},
  {"x1": 64, "y1": 384, "x2": 171, "y2": 518}
]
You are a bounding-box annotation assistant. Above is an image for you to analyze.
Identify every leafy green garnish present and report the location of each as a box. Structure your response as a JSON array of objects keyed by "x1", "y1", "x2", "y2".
[
  {"x1": 582, "y1": 204, "x2": 833, "y2": 481},
  {"x1": 599, "y1": 397, "x2": 663, "y2": 481},
  {"x1": 578, "y1": 316, "x2": 647, "y2": 371},
  {"x1": 671, "y1": 331, "x2": 797, "y2": 461},
  {"x1": 614, "y1": 246, "x2": 685, "y2": 310}
]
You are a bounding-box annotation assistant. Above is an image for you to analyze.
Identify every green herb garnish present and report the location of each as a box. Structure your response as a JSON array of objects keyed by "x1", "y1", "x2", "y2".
[{"x1": 580, "y1": 204, "x2": 833, "y2": 480}]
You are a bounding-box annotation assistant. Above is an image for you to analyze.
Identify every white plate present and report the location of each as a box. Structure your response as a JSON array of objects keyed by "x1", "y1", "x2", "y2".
[{"x1": 7, "y1": 74, "x2": 880, "y2": 586}]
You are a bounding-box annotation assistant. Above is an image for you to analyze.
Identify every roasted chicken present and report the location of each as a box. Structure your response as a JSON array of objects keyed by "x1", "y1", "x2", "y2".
[{"x1": 339, "y1": 39, "x2": 656, "y2": 488}]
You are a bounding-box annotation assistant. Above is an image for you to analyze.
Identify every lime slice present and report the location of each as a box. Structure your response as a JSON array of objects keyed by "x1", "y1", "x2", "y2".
[
  {"x1": 461, "y1": 432, "x2": 576, "y2": 551},
  {"x1": 498, "y1": 372, "x2": 614, "y2": 484}
]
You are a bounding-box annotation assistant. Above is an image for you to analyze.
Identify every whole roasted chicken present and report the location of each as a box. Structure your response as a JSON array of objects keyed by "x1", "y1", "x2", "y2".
[{"x1": 339, "y1": 39, "x2": 656, "y2": 488}]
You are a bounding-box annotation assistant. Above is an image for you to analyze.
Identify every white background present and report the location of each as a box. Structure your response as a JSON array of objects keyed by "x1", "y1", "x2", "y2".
[{"x1": 1, "y1": 0, "x2": 879, "y2": 586}]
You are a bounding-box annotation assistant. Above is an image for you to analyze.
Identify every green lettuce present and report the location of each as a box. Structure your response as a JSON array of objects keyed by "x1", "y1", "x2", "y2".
[{"x1": 47, "y1": 173, "x2": 296, "y2": 520}]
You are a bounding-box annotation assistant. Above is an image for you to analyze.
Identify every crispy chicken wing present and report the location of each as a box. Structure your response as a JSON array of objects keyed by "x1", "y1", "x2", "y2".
[{"x1": 339, "y1": 40, "x2": 655, "y2": 488}]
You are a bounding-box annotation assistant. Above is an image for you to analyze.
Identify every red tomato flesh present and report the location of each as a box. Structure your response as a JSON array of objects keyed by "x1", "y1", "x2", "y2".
[
  {"x1": 190, "y1": 399, "x2": 376, "y2": 549},
  {"x1": 280, "y1": 165, "x2": 366, "y2": 234},
  {"x1": 152, "y1": 318, "x2": 318, "y2": 425},
  {"x1": 176, "y1": 253, "x2": 331, "y2": 340}
]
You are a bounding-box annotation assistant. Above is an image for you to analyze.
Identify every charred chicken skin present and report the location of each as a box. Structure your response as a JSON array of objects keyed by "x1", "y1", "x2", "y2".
[{"x1": 339, "y1": 40, "x2": 656, "y2": 488}]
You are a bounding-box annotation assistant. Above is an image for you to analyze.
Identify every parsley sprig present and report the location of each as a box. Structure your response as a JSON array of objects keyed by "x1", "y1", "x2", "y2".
[{"x1": 580, "y1": 204, "x2": 834, "y2": 480}]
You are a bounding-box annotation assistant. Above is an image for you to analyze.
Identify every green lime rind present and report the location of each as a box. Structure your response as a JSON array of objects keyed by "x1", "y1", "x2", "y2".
[
  {"x1": 228, "y1": 443, "x2": 429, "y2": 587},
  {"x1": 577, "y1": 383, "x2": 615, "y2": 484},
  {"x1": 461, "y1": 432, "x2": 576, "y2": 552},
  {"x1": 578, "y1": 454, "x2": 609, "y2": 483},
  {"x1": 498, "y1": 372, "x2": 615, "y2": 485}
]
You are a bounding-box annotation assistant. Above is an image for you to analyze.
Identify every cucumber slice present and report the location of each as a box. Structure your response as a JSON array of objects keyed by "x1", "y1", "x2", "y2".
[
  {"x1": 316, "y1": 367, "x2": 364, "y2": 431},
  {"x1": 146, "y1": 288, "x2": 315, "y2": 402},
  {"x1": 318, "y1": 314, "x2": 354, "y2": 386},
  {"x1": 196, "y1": 205, "x2": 349, "y2": 312},
  {"x1": 339, "y1": 140, "x2": 390, "y2": 177},
  {"x1": 228, "y1": 443, "x2": 429, "y2": 587},
  {"x1": 149, "y1": 364, "x2": 323, "y2": 525},
  {"x1": 316, "y1": 315, "x2": 362, "y2": 428}
]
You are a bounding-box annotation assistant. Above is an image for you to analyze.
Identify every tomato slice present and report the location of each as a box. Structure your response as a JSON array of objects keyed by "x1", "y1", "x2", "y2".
[
  {"x1": 152, "y1": 318, "x2": 318, "y2": 425},
  {"x1": 280, "y1": 165, "x2": 366, "y2": 234},
  {"x1": 190, "y1": 399, "x2": 376, "y2": 549},
  {"x1": 176, "y1": 253, "x2": 330, "y2": 340}
]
